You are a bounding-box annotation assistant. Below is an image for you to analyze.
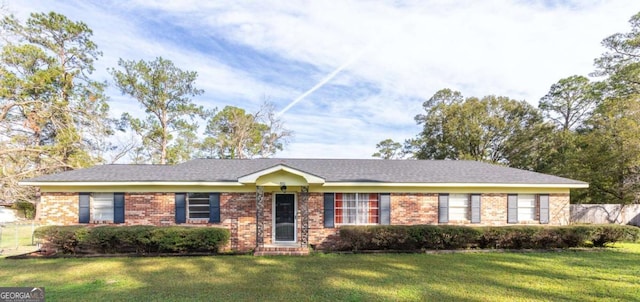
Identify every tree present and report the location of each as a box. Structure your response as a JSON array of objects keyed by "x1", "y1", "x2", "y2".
[
  {"x1": 578, "y1": 11, "x2": 640, "y2": 204},
  {"x1": 539, "y1": 75, "x2": 601, "y2": 131},
  {"x1": 372, "y1": 139, "x2": 404, "y2": 159},
  {"x1": 407, "y1": 89, "x2": 552, "y2": 170},
  {"x1": 202, "y1": 103, "x2": 291, "y2": 159},
  {"x1": 535, "y1": 76, "x2": 603, "y2": 180},
  {"x1": 593, "y1": 12, "x2": 640, "y2": 96},
  {"x1": 0, "y1": 11, "x2": 111, "y2": 203},
  {"x1": 110, "y1": 57, "x2": 205, "y2": 164},
  {"x1": 576, "y1": 97, "x2": 640, "y2": 204}
]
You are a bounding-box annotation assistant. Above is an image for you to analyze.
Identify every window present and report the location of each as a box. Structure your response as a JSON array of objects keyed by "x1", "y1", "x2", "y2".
[
  {"x1": 92, "y1": 192, "x2": 114, "y2": 221},
  {"x1": 517, "y1": 194, "x2": 536, "y2": 221},
  {"x1": 508, "y1": 194, "x2": 548, "y2": 223},
  {"x1": 335, "y1": 193, "x2": 378, "y2": 225},
  {"x1": 449, "y1": 194, "x2": 469, "y2": 220},
  {"x1": 187, "y1": 193, "x2": 210, "y2": 219},
  {"x1": 175, "y1": 193, "x2": 220, "y2": 223}
]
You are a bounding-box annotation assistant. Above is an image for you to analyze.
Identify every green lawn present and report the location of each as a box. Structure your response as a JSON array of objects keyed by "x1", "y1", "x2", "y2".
[
  {"x1": 1, "y1": 244, "x2": 640, "y2": 301},
  {"x1": 0, "y1": 222, "x2": 39, "y2": 257}
]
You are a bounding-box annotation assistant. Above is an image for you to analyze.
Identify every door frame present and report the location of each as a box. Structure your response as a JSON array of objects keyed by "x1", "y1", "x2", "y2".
[{"x1": 272, "y1": 193, "x2": 297, "y2": 243}]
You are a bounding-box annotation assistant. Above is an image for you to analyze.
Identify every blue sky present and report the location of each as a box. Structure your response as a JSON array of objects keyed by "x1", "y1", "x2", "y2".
[{"x1": 9, "y1": 0, "x2": 640, "y2": 159}]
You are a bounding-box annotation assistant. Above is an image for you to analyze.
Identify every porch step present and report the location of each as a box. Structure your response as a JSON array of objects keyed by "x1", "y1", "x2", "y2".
[{"x1": 254, "y1": 246, "x2": 310, "y2": 256}]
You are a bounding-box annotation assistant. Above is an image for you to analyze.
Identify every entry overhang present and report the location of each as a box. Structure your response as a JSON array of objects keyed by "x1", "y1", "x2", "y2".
[{"x1": 237, "y1": 164, "x2": 325, "y2": 185}]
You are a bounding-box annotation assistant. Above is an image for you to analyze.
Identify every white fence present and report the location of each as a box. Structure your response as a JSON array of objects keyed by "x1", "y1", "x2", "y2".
[
  {"x1": 570, "y1": 204, "x2": 640, "y2": 226},
  {"x1": 0, "y1": 221, "x2": 40, "y2": 256}
]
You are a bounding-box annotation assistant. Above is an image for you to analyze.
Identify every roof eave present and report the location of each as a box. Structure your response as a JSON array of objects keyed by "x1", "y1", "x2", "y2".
[
  {"x1": 324, "y1": 182, "x2": 589, "y2": 188},
  {"x1": 18, "y1": 181, "x2": 245, "y2": 187},
  {"x1": 19, "y1": 181, "x2": 589, "y2": 189}
]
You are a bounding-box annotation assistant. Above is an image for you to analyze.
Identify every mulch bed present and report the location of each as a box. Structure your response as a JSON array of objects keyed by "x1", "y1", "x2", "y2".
[
  {"x1": 6, "y1": 249, "x2": 248, "y2": 259},
  {"x1": 6, "y1": 247, "x2": 610, "y2": 259}
]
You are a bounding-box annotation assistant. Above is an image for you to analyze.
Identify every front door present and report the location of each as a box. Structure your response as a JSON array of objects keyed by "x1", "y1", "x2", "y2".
[{"x1": 274, "y1": 194, "x2": 295, "y2": 242}]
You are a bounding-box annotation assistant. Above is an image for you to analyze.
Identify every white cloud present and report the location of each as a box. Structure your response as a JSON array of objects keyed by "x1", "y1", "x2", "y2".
[{"x1": 9, "y1": 0, "x2": 640, "y2": 159}]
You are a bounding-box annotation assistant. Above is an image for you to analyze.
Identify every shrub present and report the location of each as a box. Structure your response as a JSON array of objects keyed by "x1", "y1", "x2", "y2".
[
  {"x1": 339, "y1": 225, "x2": 481, "y2": 251},
  {"x1": 34, "y1": 225, "x2": 230, "y2": 255},
  {"x1": 621, "y1": 225, "x2": 640, "y2": 242},
  {"x1": 478, "y1": 227, "x2": 541, "y2": 249},
  {"x1": 34, "y1": 225, "x2": 88, "y2": 254},
  {"x1": 556, "y1": 225, "x2": 592, "y2": 248},
  {"x1": 408, "y1": 225, "x2": 481, "y2": 250},
  {"x1": 588, "y1": 225, "x2": 640, "y2": 247},
  {"x1": 337, "y1": 225, "x2": 640, "y2": 252}
]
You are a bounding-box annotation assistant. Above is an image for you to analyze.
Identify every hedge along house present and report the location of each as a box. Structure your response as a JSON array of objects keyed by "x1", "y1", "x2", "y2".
[{"x1": 20, "y1": 159, "x2": 588, "y2": 255}]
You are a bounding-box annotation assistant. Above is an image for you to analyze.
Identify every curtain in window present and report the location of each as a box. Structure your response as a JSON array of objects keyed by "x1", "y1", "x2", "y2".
[
  {"x1": 92, "y1": 192, "x2": 114, "y2": 221},
  {"x1": 367, "y1": 193, "x2": 378, "y2": 223},
  {"x1": 335, "y1": 193, "x2": 379, "y2": 224},
  {"x1": 343, "y1": 193, "x2": 357, "y2": 224}
]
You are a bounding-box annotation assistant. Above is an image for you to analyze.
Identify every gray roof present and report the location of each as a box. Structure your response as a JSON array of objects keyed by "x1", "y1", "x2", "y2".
[{"x1": 22, "y1": 158, "x2": 587, "y2": 185}]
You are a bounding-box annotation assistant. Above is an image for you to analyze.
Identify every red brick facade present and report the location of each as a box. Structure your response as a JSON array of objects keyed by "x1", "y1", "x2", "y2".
[{"x1": 39, "y1": 191, "x2": 570, "y2": 252}]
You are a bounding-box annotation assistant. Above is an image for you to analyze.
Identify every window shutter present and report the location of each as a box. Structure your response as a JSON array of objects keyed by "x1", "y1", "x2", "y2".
[
  {"x1": 380, "y1": 193, "x2": 391, "y2": 225},
  {"x1": 79, "y1": 192, "x2": 90, "y2": 223},
  {"x1": 175, "y1": 193, "x2": 186, "y2": 224},
  {"x1": 114, "y1": 193, "x2": 125, "y2": 224},
  {"x1": 539, "y1": 194, "x2": 550, "y2": 224},
  {"x1": 470, "y1": 194, "x2": 481, "y2": 223},
  {"x1": 507, "y1": 194, "x2": 518, "y2": 223},
  {"x1": 209, "y1": 193, "x2": 221, "y2": 223},
  {"x1": 438, "y1": 194, "x2": 449, "y2": 223},
  {"x1": 324, "y1": 193, "x2": 335, "y2": 228}
]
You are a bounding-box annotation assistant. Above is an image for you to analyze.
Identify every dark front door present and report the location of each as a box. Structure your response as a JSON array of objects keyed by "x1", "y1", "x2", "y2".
[{"x1": 275, "y1": 194, "x2": 295, "y2": 241}]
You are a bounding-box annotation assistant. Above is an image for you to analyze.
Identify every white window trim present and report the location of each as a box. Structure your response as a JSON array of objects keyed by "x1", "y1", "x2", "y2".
[{"x1": 335, "y1": 193, "x2": 379, "y2": 226}]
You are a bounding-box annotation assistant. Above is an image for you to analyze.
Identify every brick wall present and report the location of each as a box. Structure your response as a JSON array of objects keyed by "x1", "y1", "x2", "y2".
[
  {"x1": 308, "y1": 193, "x2": 340, "y2": 249},
  {"x1": 390, "y1": 193, "x2": 438, "y2": 224},
  {"x1": 222, "y1": 193, "x2": 258, "y2": 251},
  {"x1": 124, "y1": 193, "x2": 174, "y2": 225},
  {"x1": 480, "y1": 193, "x2": 508, "y2": 226},
  {"x1": 40, "y1": 192, "x2": 79, "y2": 225},
  {"x1": 38, "y1": 191, "x2": 571, "y2": 252},
  {"x1": 39, "y1": 192, "x2": 258, "y2": 252},
  {"x1": 550, "y1": 193, "x2": 570, "y2": 225}
]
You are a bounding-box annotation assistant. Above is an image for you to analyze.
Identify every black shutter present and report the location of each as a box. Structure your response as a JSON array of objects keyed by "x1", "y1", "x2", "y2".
[
  {"x1": 438, "y1": 194, "x2": 449, "y2": 223},
  {"x1": 114, "y1": 193, "x2": 125, "y2": 224},
  {"x1": 324, "y1": 193, "x2": 335, "y2": 228},
  {"x1": 209, "y1": 193, "x2": 221, "y2": 223},
  {"x1": 539, "y1": 194, "x2": 550, "y2": 224},
  {"x1": 379, "y1": 193, "x2": 391, "y2": 225},
  {"x1": 175, "y1": 193, "x2": 186, "y2": 224},
  {"x1": 79, "y1": 192, "x2": 90, "y2": 223},
  {"x1": 470, "y1": 194, "x2": 481, "y2": 223},
  {"x1": 507, "y1": 194, "x2": 518, "y2": 224}
]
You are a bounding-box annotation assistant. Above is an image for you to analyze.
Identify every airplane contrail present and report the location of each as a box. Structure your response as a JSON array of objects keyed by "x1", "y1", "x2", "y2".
[{"x1": 277, "y1": 44, "x2": 371, "y2": 117}]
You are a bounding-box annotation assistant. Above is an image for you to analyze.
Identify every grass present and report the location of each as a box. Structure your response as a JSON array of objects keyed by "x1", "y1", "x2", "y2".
[
  {"x1": 0, "y1": 222, "x2": 40, "y2": 256},
  {"x1": 1, "y1": 243, "x2": 639, "y2": 301}
]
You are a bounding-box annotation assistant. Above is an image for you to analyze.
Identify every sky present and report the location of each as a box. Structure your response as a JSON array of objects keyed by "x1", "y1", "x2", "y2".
[{"x1": 8, "y1": 0, "x2": 640, "y2": 159}]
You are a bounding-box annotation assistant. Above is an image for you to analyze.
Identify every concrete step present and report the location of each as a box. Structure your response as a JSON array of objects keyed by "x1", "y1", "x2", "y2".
[{"x1": 254, "y1": 246, "x2": 310, "y2": 256}]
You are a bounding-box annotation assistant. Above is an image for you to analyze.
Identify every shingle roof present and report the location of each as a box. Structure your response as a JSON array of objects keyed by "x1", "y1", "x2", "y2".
[{"x1": 22, "y1": 158, "x2": 587, "y2": 185}]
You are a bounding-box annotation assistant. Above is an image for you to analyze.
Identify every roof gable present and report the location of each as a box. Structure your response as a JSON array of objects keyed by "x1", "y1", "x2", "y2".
[{"x1": 238, "y1": 164, "x2": 325, "y2": 185}]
